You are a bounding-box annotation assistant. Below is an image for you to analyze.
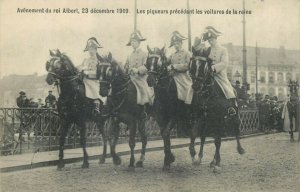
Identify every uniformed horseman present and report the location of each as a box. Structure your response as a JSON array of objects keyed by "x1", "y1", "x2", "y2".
[
  {"x1": 167, "y1": 31, "x2": 193, "y2": 136},
  {"x1": 167, "y1": 31, "x2": 193, "y2": 104},
  {"x1": 124, "y1": 30, "x2": 154, "y2": 117},
  {"x1": 77, "y1": 37, "x2": 107, "y2": 114}
]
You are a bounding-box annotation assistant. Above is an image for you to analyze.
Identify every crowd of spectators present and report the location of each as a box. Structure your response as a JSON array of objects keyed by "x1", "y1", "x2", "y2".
[{"x1": 16, "y1": 90, "x2": 57, "y2": 109}]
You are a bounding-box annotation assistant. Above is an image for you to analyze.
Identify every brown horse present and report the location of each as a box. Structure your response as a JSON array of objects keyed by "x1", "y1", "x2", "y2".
[
  {"x1": 45, "y1": 49, "x2": 119, "y2": 170},
  {"x1": 189, "y1": 45, "x2": 245, "y2": 173},
  {"x1": 97, "y1": 53, "x2": 148, "y2": 170}
]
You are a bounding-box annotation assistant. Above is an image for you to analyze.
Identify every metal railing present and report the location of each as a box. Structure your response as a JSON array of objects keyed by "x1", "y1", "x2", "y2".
[{"x1": 0, "y1": 107, "x2": 259, "y2": 155}]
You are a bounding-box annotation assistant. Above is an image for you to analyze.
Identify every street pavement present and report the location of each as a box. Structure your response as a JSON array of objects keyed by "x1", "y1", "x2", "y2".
[{"x1": 0, "y1": 132, "x2": 299, "y2": 192}]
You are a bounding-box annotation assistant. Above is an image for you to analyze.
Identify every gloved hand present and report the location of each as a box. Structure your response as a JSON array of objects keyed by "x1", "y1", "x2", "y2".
[{"x1": 130, "y1": 68, "x2": 139, "y2": 75}]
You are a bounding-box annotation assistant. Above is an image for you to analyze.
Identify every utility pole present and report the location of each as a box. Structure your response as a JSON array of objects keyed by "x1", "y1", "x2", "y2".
[
  {"x1": 134, "y1": 0, "x2": 137, "y2": 31},
  {"x1": 187, "y1": 0, "x2": 192, "y2": 51},
  {"x1": 242, "y1": 0, "x2": 247, "y2": 86},
  {"x1": 255, "y1": 42, "x2": 258, "y2": 97}
]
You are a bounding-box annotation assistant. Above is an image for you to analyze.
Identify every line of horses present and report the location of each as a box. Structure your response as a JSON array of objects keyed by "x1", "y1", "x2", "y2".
[{"x1": 45, "y1": 47, "x2": 245, "y2": 173}]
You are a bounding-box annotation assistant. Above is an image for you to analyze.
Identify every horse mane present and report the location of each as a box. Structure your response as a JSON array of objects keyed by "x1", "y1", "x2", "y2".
[{"x1": 61, "y1": 53, "x2": 78, "y2": 75}]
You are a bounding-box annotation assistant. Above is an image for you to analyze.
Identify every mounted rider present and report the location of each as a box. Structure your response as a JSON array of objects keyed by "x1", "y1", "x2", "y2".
[
  {"x1": 167, "y1": 31, "x2": 193, "y2": 105},
  {"x1": 124, "y1": 30, "x2": 154, "y2": 117},
  {"x1": 77, "y1": 37, "x2": 107, "y2": 114}
]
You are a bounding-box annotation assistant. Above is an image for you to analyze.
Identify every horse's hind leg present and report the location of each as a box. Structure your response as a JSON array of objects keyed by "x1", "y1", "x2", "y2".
[
  {"x1": 78, "y1": 121, "x2": 89, "y2": 169},
  {"x1": 136, "y1": 119, "x2": 147, "y2": 168},
  {"x1": 57, "y1": 121, "x2": 70, "y2": 170}
]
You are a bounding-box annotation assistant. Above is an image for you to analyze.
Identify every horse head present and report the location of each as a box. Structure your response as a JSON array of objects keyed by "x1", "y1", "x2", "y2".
[
  {"x1": 189, "y1": 45, "x2": 211, "y2": 92},
  {"x1": 145, "y1": 45, "x2": 168, "y2": 87},
  {"x1": 97, "y1": 52, "x2": 122, "y2": 97},
  {"x1": 46, "y1": 49, "x2": 78, "y2": 85}
]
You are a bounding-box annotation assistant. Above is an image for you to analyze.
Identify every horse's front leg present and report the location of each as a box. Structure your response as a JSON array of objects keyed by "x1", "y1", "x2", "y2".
[
  {"x1": 162, "y1": 118, "x2": 175, "y2": 171},
  {"x1": 57, "y1": 120, "x2": 70, "y2": 170},
  {"x1": 236, "y1": 135, "x2": 245, "y2": 154},
  {"x1": 136, "y1": 119, "x2": 147, "y2": 168},
  {"x1": 128, "y1": 120, "x2": 137, "y2": 171},
  {"x1": 110, "y1": 118, "x2": 121, "y2": 166},
  {"x1": 98, "y1": 119, "x2": 107, "y2": 164},
  {"x1": 189, "y1": 119, "x2": 198, "y2": 165},
  {"x1": 198, "y1": 136, "x2": 206, "y2": 163},
  {"x1": 77, "y1": 121, "x2": 89, "y2": 169},
  {"x1": 212, "y1": 137, "x2": 222, "y2": 173}
]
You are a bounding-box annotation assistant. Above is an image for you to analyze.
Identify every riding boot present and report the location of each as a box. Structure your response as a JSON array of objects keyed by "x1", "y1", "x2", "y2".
[{"x1": 93, "y1": 100, "x2": 101, "y2": 115}]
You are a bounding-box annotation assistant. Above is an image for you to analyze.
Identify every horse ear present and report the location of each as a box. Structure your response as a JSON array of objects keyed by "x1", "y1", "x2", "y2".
[
  {"x1": 49, "y1": 50, "x2": 55, "y2": 57},
  {"x1": 147, "y1": 45, "x2": 152, "y2": 54},
  {"x1": 161, "y1": 45, "x2": 166, "y2": 54},
  {"x1": 56, "y1": 49, "x2": 62, "y2": 56},
  {"x1": 108, "y1": 52, "x2": 112, "y2": 61}
]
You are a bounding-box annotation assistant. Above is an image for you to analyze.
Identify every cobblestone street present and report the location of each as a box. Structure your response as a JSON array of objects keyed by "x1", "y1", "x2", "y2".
[{"x1": 1, "y1": 133, "x2": 299, "y2": 192}]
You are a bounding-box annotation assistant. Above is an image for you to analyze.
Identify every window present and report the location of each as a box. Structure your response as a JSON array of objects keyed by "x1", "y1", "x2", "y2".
[
  {"x1": 260, "y1": 71, "x2": 266, "y2": 83},
  {"x1": 277, "y1": 72, "x2": 283, "y2": 83},
  {"x1": 278, "y1": 87, "x2": 284, "y2": 100},
  {"x1": 260, "y1": 87, "x2": 266, "y2": 94},
  {"x1": 269, "y1": 87, "x2": 275, "y2": 97},
  {"x1": 286, "y1": 72, "x2": 292, "y2": 81},
  {"x1": 251, "y1": 71, "x2": 256, "y2": 83},
  {"x1": 269, "y1": 72, "x2": 274, "y2": 84}
]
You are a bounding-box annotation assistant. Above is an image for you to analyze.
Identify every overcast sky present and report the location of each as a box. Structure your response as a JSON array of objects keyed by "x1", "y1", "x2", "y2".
[{"x1": 0, "y1": 0, "x2": 299, "y2": 78}]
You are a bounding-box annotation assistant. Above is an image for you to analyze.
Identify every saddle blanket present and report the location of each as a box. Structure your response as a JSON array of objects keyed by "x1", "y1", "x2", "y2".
[
  {"x1": 130, "y1": 74, "x2": 154, "y2": 105},
  {"x1": 83, "y1": 78, "x2": 107, "y2": 103},
  {"x1": 173, "y1": 72, "x2": 193, "y2": 104}
]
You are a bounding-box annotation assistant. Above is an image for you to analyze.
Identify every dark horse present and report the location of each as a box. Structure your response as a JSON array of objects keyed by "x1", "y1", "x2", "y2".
[
  {"x1": 46, "y1": 49, "x2": 120, "y2": 170},
  {"x1": 97, "y1": 53, "x2": 148, "y2": 170},
  {"x1": 287, "y1": 80, "x2": 299, "y2": 142},
  {"x1": 145, "y1": 46, "x2": 191, "y2": 170},
  {"x1": 188, "y1": 45, "x2": 245, "y2": 173}
]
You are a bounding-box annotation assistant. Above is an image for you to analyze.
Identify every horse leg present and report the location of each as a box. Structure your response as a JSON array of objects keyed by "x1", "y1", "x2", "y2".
[
  {"x1": 289, "y1": 115, "x2": 294, "y2": 142},
  {"x1": 111, "y1": 120, "x2": 121, "y2": 166},
  {"x1": 57, "y1": 121, "x2": 70, "y2": 170},
  {"x1": 189, "y1": 121, "x2": 198, "y2": 165},
  {"x1": 136, "y1": 119, "x2": 147, "y2": 168},
  {"x1": 98, "y1": 118, "x2": 107, "y2": 164},
  {"x1": 128, "y1": 121, "x2": 137, "y2": 171},
  {"x1": 213, "y1": 137, "x2": 222, "y2": 173},
  {"x1": 78, "y1": 121, "x2": 89, "y2": 169},
  {"x1": 162, "y1": 119, "x2": 175, "y2": 171},
  {"x1": 236, "y1": 135, "x2": 245, "y2": 154},
  {"x1": 99, "y1": 135, "x2": 107, "y2": 164},
  {"x1": 198, "y1": 136, "x2": 206, "y2": 163}
]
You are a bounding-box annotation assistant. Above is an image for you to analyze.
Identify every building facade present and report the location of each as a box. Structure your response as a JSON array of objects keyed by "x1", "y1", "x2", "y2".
[{"x1": 224, "y1": 43, "x2": 300, "y2": 100}]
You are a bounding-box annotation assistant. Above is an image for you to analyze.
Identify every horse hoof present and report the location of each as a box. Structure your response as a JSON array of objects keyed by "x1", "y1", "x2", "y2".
[
  {"x1": 128, "y1": 166, "x2": 135, "y2": 172},
  {"x1": 170, "y1": 153, "x2": 175, "y2": 163},
  {"x1": 162, "y1": 165, "x2": 171, "y2": 172},
  {"x1": 237, "y1": 147, "x2": 246, "y2": 155},
  {"x1": 113, "y1": 156, "x2": 122, "y2": 166},
  {"x1": 82, "y1": 162, "x2": 89, "y2": 169},
  {"x1": 99, "y1": 157, "x2": 106, "y2": 164},
  {"x1": 136, "y1": 161, "x2": 144, "y2": 168},
  {"x1": 192, "y1": 159, "x2": 201, "y2": 166},
  {"x1": 213, "y1": 166, "x2": 222, "y2": 174},
  {"x1": 210, "y1": 160, "x2": 216, "y2": 168},
  {"x1": 57, "y1": 162, "x2": 65, "y2": 170}
]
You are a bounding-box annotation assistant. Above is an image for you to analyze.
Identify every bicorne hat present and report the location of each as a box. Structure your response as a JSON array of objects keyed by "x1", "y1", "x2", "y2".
[
  {"x1": 126, "y1": 30, "x2": 146, "y2": 46},
  {"x1": 169, "y1": 31, "x2": 187, "y2": 48},
  {"x1": 202, "y1": 26, "x2": 222, "y2": 41},
  {"x1": 84, "y1": 37, "x2": 102, "y2": 52}
]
